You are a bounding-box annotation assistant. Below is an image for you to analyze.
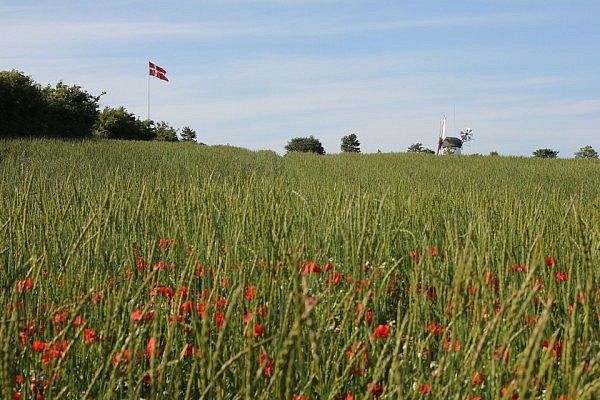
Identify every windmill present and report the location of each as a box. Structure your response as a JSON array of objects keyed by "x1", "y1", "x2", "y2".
[{"x1": 436, "y1": 116, "x2": 474, "y2": 155}]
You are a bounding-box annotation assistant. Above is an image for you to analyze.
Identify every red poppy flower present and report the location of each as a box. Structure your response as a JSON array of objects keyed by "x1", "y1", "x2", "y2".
[
  {"x1": 53, "y1": 310, "x2": 69, "y2": 325},
  {"x1": 259, "y1": 352, "x2": 273, "y2": 376},
  {"x1": 197, "y1": 303, "x2": 206, "y2": 319},
  {"x1": 244, "y1": 286, "x2": 257, "y2": 301},
  {"x1": 366, "y1": 383, "x2": 383, "y2": 397},
  {"x1": 427, "y1": 322, "x2": 444, "y2": 336},
  {"x1": 17, "y1": 278, "x2": 32, "y2": 293},
  {"x1": 84, "y1": 329, "x2": 97, "y2": 345},
  {"x1": 471, "y1": 371, "x2": 485, "y2": 386},
  {"x1": 253, "y1": 323, "x2": 264, "y2": 337},
  {"x1": 214, "y1": 311, "x2": 225, "y2": 329},
  {"x1": 417, "y1": 383, "x2": 431, "y2": 394},
  {"x1": 158, "y1": 237, "x2": 173, "y2": 249},
  {"x1": 371, "y1": 324, "x2": 390, "y2": 340},
  {"x1": 145, "y1": 336, "x2": 156, "y2": 358},
  {"x1": 31, "y1": 341, "x2": 47, "y2": 353},
  {"x1": 545, "y1": 256, "x2": 556, "y2": 267},
  {"x1": 555, "y1": 271, "x2": 568, "y2": 282},
  {"x1": 179, "y1": 300, "x2": 194, "y2": 315},
  {"x1": 131, "y1": 309, "x2": 154, "y2": 323},
  {"x1": 72, "y1": 315, "x2": 84, "y2": 327},
  {"x1": 302, "y1": 260, "x2": 322, "y2": 276}
]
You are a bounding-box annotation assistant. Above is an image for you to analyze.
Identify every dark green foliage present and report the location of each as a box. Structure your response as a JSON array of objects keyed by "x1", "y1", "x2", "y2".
[
  {"x1": 0, "y1": 70, "x2": 101, "y2": 138},
  {"x1": 41, "y1": 82, "x2": 101, "y2": 138},
  {"x1": 533, "y1": 148, "x2": 559, "y2": 159},
  {"x1": 180, "y1": 126, "x2": 197, "y2": 142},
  {"x1": 574, "y1": 145, "x2": 598, "y2": 159},
  {"x1": 285, "y1": 135, "x2": 325, "y2": 155},
  {"x1": 0, "y1": 70, "x2": 48, "y2": 137},
  {"x1": 407, "y1": 143, "x2": 435, "y2": 154},
  {"x1": 340, "y1": 133, "x2": 361, "y2": 153},
  {"x1": 93, "y1": 107, "x2": 155, "y2": 141},
  {"x1": 489, "y1": 151, "x2": 499, "y2": 156},
  {"x1": 154, "y1": 121, "x2": 179, "y2": 142}
]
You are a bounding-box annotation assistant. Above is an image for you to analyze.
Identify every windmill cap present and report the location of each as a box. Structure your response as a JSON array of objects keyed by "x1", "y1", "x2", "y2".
[{"x1": 442, "y1": 137, "x2": 463, "y2": 148}]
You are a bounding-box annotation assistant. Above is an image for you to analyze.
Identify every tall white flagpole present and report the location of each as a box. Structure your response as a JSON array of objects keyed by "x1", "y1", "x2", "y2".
[{"x1": 147, "y1": 61, "x2": 150, "y2": 120}]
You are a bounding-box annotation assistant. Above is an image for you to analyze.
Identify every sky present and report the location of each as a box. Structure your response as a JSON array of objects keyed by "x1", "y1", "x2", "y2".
[{"x1": 1, "y1": 0, "x2": 599, "y2": 156}]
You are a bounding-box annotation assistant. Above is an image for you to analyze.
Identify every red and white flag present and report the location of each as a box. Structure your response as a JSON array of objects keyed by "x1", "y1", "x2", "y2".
[{"x1": 149, "y1": 61, "x2": 169, "y2": 82}]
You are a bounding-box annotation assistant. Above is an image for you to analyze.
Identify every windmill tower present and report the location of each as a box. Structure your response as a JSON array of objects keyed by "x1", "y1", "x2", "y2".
[{"x1": 436, "y1": 116, "x2": 473, "y2": 155}]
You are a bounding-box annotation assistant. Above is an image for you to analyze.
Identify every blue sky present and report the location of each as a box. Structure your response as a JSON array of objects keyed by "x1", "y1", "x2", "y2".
[{"x1": 2, "y1": 0, "x2": 599, "y2": 155}]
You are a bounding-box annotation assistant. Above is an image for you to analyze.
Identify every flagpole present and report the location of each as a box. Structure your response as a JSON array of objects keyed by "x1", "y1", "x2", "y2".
[{"x1": 147, "y1": 61, "x2": 150, "y2": 120}]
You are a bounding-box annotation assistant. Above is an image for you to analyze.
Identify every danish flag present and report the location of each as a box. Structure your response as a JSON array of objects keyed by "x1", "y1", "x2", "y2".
[{"x1": 149, "y1": 61, "x2": 169, "y2": 82}]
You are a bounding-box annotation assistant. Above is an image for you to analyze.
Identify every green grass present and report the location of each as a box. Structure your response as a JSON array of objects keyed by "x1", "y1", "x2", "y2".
[{"x1": 0, "y1": 138, "x2": 599, "y2": 399}]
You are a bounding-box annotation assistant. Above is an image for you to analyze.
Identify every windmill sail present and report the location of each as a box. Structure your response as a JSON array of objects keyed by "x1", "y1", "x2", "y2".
[{"x1": 437, "y1": 116, "x2": 446, "y2": 155}]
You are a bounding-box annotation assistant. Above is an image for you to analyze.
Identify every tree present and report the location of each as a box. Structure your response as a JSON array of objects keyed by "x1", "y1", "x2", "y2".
[
  {"x1": 285, "y1": 136, "x2": 325, "y2": 155},
  {"x1": 341, "y1": 133, "x2": 361, "y2": 153},
  {"x1": 407, "y1": 143, "x2": 435, "y2": 154},
  {"x1": 574, "y1": 145, "x2": 598, "y2": 159},
  {"x1": 0, "y1": 70, "x2": 47, "y2": 137},
  {"x1": 154, "y1": 121, "x2": 179, "y2": 142},
  {"x1": 180, "y1": 126, "x2": 197, "y2": 142},
  {"x1": 489, "y1": 151, "x2": 499, "y2": 156},
  {"x1": 93, "y1": 107, "x2": 153, "y2": 140},
  {"x1": 532, "y1": 148, "x2": 559, "y2": 159},
  {"x1": 42, "y1": 82, "x2": 101, "y2": 138}
]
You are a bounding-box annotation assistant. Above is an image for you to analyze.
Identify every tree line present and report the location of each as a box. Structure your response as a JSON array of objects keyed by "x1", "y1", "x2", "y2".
[{"x1": 0, "y1": 70, "x2": 198, "y2": 142}]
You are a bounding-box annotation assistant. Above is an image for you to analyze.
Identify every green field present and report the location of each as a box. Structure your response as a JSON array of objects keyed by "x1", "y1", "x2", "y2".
[{"x1": 1, "y1": 139, "x2": 599, "y2": 399}]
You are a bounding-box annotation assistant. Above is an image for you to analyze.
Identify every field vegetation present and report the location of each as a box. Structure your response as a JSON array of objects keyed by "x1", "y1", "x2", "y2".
[{"x1": 0, "y1": 139, "x2": 599, "y2": 399}]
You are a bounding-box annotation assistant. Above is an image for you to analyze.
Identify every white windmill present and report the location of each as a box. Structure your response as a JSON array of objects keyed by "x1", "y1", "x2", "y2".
[{"x1": 436, "y1": 116, "x2": 474, "y2": 155}]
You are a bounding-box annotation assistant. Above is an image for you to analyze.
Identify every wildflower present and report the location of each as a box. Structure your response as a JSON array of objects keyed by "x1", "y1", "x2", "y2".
[
  {"x1": 257, "y1": 305, "x2": 266, "y2": 316},
  {"x1": 53, "y1": 310, "x2": 69, "y2": 325},
  {"x1": 417, "y1": 384, "x2": 431, "y2": 394},
  {"x1": 254, "y1": 323, "x2": 264, "y2": 337},
  {"x1": 324, "y1": 262, "x2": 334, "y2": 271},
  {"x1": 182, "y1": 343, "x2": 194, "y2": 358},
  {"x1": 41, "y1": 340, "x2": 68, "y2": 364},
  {"x1": 197, "y1": 303, "x2": 206, "y2": 319},
  {"x1": 259, "y1": 352, "x2": 273, "y2": 376},
  {"x1": 15, "y1": 375, "x2": 24, "y2": 385},
  {"x1": 428, "y1": 247, "x2": 439, "y2": 256},
  {"x1": 510, "y1": 263, "x2": 528, "y2": 273},
  {"x1": 145, "y1": 336, "x2": 156, "y2": 358},
  {"x1": 471, "y1": 371, "x2": 485, "y2": 386},
  {"x1": 442, "y1": 338, "x2": 461, "y2": 353},
  {"x1": 427, "y1": 322, "x2": 444, "y2": 336},
  {"x1": 302, "y1": 260, "x2": 321, "y2": 275},
  {"x1": 83, "y1": 329, "x2": 97, "y2": 345},
  {"x1": 366, "y1": 383, "x2": 383, "y2": 397},
  {"x1": 131, "y1": 309, "x2": 154, "y2": 323},
  {"x1": 111, "y1": 349, "x2": 130, "y2": 367},
  {"x1": 484, "y1": 272, "x2": 500, "y2": 292},
  {"x1": 328, "y1": 272, "x2": 342, "y2": 284},
  {"x1": 409, "y1": 250, "x2": 420, "y2": 261},
  {"x1": 179, "y1": 300, "x2": 194, "y2": 315},
  {"x1": 244, "y1": 286, "x2": 257, "y2": 301},
  {"x1": 158, "y1": 237, "x2": 173, "y2": 249},
  {"x1": 542, "y1": 339, "x2": 562, "y2": 358},
  {"x1": 16, "y1": 278, "x2": 33, "y2": 293},
  {"x1": 72, "y1": 315, "x2": 84, "y2": 327},
  {"x1": 214, "y1": 311, "x2": 225, "y2": 330},
  {"x1": 216, "y1": 297, "x2": 228, "y2": 309},
  {"x1": 545, "y1": 256, "x2": 556, "y2": 267},
  {"x1": 31, "y1": 341, "x2": 47, "y2": 353},
  {"x1": 371, "y1": 324, "x2": 390, "y2": 340},
  {"x1": 555, "y1": 271, "x2": 568, "y2": 282}
]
